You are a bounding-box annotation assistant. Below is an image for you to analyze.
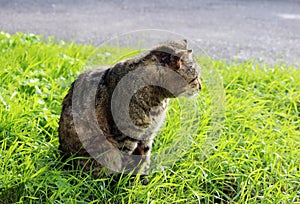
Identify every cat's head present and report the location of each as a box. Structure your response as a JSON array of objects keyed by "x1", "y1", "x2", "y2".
[{"x1": 150, "y1": 39, "x2": 202, "y2": 97}]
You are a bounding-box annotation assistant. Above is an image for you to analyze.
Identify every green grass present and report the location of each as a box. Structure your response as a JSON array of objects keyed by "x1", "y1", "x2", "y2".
[{"x1": 0, "y1": 32, "x2": 299, "y2": 203}]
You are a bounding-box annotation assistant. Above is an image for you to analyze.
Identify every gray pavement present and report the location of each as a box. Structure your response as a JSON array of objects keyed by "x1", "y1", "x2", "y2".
[{"x1": 0, "y1": 0, "x2": 299, "y2": 66}]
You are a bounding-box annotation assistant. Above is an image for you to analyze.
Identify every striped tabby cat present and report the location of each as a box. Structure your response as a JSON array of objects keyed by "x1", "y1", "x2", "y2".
[{"x1": 58, "y1": 40, "x2": 201, "y2": 176}]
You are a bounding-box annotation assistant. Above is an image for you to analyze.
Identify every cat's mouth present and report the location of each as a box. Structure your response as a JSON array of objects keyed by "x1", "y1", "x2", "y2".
[
  {"x1": 185, "y1": 88, "x2": 200, "y2": 97},
  {"x1": 176, "y1": 81, "x2": 201, "y2": 98}
]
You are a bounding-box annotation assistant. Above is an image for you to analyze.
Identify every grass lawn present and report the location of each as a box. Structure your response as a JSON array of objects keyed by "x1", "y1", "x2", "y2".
[{"x1": 0, "y1": 32, "x2": 299, "y2": 203}]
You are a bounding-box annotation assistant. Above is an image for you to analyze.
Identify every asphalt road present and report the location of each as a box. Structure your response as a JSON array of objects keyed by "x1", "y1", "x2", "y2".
[{"x1": 0, "y1": 0, "x2": 299, "y2": 66}]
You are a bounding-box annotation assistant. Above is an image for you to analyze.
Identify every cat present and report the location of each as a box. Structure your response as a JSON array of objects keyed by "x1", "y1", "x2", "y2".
[{"x1": 58, "y1": 39, "x2": 201, "y2": 177}]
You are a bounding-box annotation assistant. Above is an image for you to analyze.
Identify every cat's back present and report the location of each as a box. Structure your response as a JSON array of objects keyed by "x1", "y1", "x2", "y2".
[{"x1": 58, "y1": 66, "x2": 111, "y2": 155}]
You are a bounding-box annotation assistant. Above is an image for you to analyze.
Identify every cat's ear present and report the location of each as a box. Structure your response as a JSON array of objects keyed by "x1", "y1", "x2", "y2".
[
  {"x1": 175, "y1": 49, "x2": 193, "y2": 57},
  {"x1": 180, "y1": 39, "x2": 188, "y2": 49},
  {"x1": 174, "y1": 49, "x2": 193, "y2": 69},
  {"x1": 151, "y1": 51, "x2": 181, "y2": 70}
]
